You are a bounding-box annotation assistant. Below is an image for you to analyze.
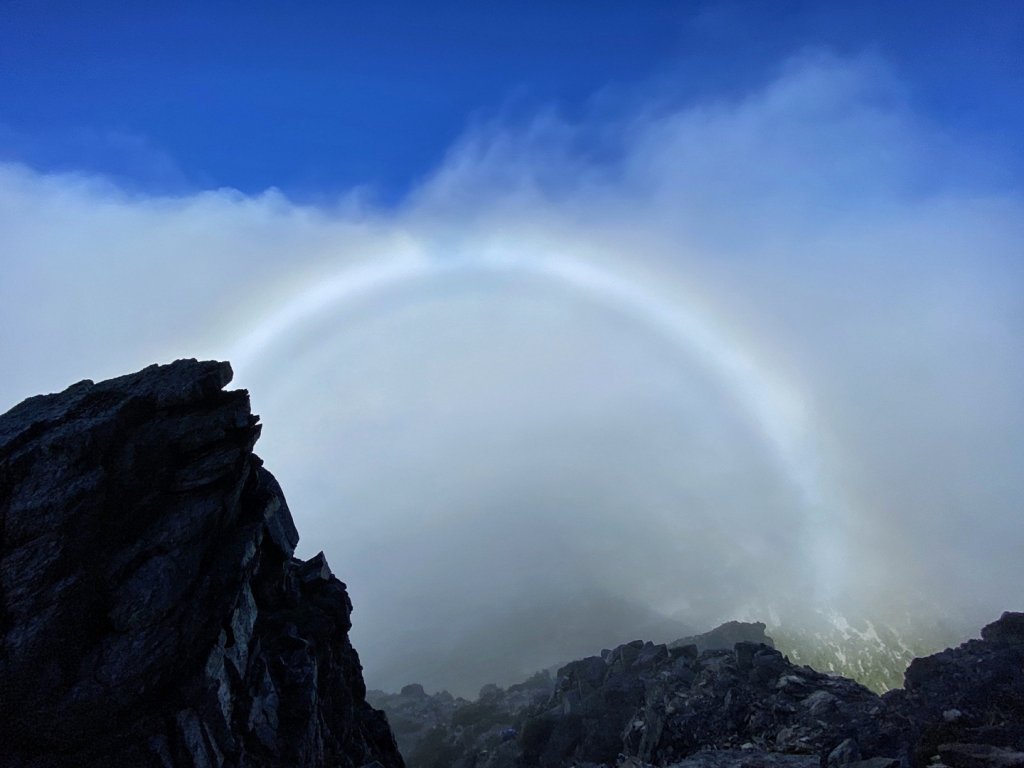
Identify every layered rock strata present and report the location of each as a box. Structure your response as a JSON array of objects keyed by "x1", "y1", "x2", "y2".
[{"x1": 0, "y1": 360, "x2": 403, "y2": 768}]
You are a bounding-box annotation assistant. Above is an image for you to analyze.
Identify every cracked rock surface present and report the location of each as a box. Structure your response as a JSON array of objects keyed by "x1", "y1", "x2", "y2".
[{"x1": 0, "y1": 359, "x2": 403, "y2": 768}]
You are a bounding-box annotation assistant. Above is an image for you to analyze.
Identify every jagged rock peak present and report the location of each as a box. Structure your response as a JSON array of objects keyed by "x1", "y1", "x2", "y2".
[
  {"x1": 667, "y1": 620, "x2": 774, "y2": 652},
  {"x1": 0, "y1": 359, "x2": 404, "y2": 768},
  {"x1": 981, "y1": 611, "x2": 1024, "y2": 646}
]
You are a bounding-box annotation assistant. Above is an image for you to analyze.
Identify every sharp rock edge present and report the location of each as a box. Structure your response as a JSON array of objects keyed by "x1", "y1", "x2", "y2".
[{"x1": 0, "y1": 359, "x2": 404, "y2": 768}]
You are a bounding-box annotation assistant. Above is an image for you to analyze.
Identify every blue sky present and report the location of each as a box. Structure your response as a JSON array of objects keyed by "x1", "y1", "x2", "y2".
[{"x1": 2, "y1": 1, "x2": 1022, "y2": 199}]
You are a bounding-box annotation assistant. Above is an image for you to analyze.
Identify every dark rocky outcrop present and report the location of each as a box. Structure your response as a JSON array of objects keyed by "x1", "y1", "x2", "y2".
[
  {"x1": 520, "y1": 638, "x2": 889, "y2": 768},
  {"x1": 883, "y1": 611, "x2": 1024, "y2": 767},
  {"x1": 0, "y1": 360, "x2": 403, "y2": 768},
  {"x1": 667, "y1": 620, "x2": 774, "y2": 653},
  {"x1": 368, "y1": 672, "x2": 555, "y2": 767},
  {"x1": 372, "y1": 615, "x2": 1023, "y2": 768},
  {"x1": 369, "y1": 622, "x2": 773, "y2": 768}
]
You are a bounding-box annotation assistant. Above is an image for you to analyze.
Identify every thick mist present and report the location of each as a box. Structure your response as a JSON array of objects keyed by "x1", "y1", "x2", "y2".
[{"x1": 2, "y1": 53, "x2": 1022, "y2": 695}]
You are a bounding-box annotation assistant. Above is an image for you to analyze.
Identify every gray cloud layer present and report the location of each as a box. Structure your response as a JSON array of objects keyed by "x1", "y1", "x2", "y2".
[{"x1": 2, "y1": 53, "x2": 1021, "y2": 694}]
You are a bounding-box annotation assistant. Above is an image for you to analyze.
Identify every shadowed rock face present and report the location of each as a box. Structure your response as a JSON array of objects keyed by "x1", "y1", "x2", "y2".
[
  {"x1": 0, "y1": 359, "x2": 403, "y2": 768},
  {"x1": 667, "y1": 620, "x2": 774, "y2": 653},
  {"x1": 371, "y1": 614, "x2": 1024, "y2": 768}
]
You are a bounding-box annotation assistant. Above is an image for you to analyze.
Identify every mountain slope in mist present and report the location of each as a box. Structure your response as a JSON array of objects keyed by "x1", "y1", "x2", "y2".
[{"x1": 770, "y1": 608, "x2": 967, "y2": 693}]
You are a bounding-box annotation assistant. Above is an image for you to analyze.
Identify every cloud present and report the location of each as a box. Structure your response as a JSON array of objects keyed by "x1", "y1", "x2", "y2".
[
  {"x1": 2, "y1": 52, "x2": 1021, "y2": 695},
  {"x1": 0, "y1": 122, "x2": 195, "y2": 191}
]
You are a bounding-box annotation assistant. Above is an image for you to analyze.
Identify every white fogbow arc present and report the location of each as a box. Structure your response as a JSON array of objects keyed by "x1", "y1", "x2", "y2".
[{"x1": 229, "y1": 243, "x2": 844, "y2": 601}]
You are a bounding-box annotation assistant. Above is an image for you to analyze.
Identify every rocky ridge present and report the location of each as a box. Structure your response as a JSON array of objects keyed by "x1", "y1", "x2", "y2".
[
  {"x1": 0, "y1": 360, "x2": 403, "y2": 768},
  {"x1": 373, "y1": 615, "x2": 1023, "y2": 768},
  {"x1": 370, "y1": 622, "x2": 775, "y2": 766}
]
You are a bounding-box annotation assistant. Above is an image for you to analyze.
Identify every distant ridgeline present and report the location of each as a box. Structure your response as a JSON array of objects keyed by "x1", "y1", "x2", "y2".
[{"x1": 372, "y1": 614, "x2": 1024, "y2": 768}]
